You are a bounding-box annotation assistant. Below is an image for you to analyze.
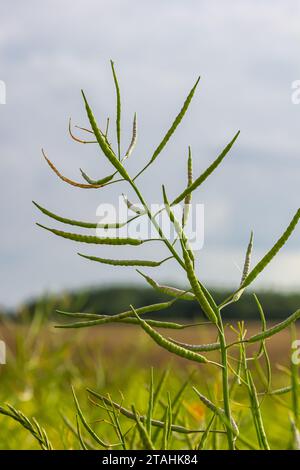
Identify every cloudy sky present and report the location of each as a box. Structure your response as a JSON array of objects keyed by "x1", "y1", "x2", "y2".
[{"x1": 0, "y1": 1, "x2": 299, "y2": 308}]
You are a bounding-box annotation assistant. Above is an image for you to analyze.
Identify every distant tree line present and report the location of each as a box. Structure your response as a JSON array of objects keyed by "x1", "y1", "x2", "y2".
[{"x1": 2, "y1": 285, "x2": 299, "y2": 322}]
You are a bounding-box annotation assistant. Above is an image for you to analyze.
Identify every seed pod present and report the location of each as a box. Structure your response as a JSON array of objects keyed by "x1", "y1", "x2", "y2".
[
  {"x1": 182, "y1": 146, "x2": 193, "y2": 227},
  {"x1": 162, "y1": 185, "x2": 185, "y2": 238},
  {"x1": 132, "y1": 406, "x2": 155, "y2": 450},
  {"x1": 81, "y1": 91, "x2": 130, "y2": 181},
  {"x1": 232, "y1": 231, "x2": 254, "y2": 302},
  {"x1": 243, "y1": 210, "x2": 300, "y2": 290},
  {"x1": 162, "y1": 185, "x2": 194, "y2": 265},
  {"x1": 68, "y1": 118, "x2": 97, "y2": 144},
  {"x1": 76, "y1": 416, "x2": 88, "y2": 450},
  {"x1": 169, "y1": 338, "x2": 221, "y2": 352},
  {"x1": 56, "y1": 316, "x2": 200, "y2": 330},
  {"x1": 131, "y1": 306, "x2": 209, "y2": 365},
  {"x1": 134, "y1": 77, "x2": 201, "y2": 179},
  {"x1": 72, "y1": 387, "x2": 111, "y2": 448},
  {"x1": 79, "y1": 168, "x2": 115, "y2": 185},
  {"x1": 263, "y1": 386, "x2": 293, "y2": 396},
  {"x1": 182, "y1": 245, "x2": 217, "y2": 323},
  {"x1": 162, "y1": 393, "x2": 172, "y2": 450},
  {"x1": 78, "y1": 253, "x2": 173, "y2": 267},
  {"x1": 241, "y1": 231, "x2": 253, "y2": 285},
  {"x1": 42, "y1": 149, "x2": 102, "y2": 188},
  {"x1": 225, "y1": 209, "x2": 300, "y2": 305},
  {"x1": 136, "y1": 270, "x2": 195, "y2": 301},
  {"x1": 172, "y1": 131, "x2": 240, "y2": 205},
  {"x1": 193, "y1": 387, "x2": 239, "y2": 437},
  {"x1": 122, "y1": 194, "x2": 146, "y2": 215},
  {"x1": 246, "y1": 371, "x2": 270, "y2": 450},
  {"x1": 33, "y1": 201, "x2": 138, "y2": 229},
  {"x1": 290, "y1": 417, "x2": 300, "y2": 450},
  {"x1": 0, "y1": 404, "x2": 53, "y2": 450},
  {"x1": 110, "y1": 60, "x2": 121, "y2": 160},
  {"x1": 104, "y1": 117, "x2": 110, "y2": 138},
  {"x1": 247, "y1": 309, "x2": 300, "y2": 343},
  {"x1": 197, "y1": 414, "x2": 216, "y2": 450},
  {"x1": 123, "y1": 113, "x2": 137, "y2": 161},
  {"x1": 140, "y1": 274, "x2": 195, "y2": 300},
  {"x1": 74, "y1": 123, "x2": 113, "y2": 149},
  {"x1": 88, "y1": 389, "x2": 219, "y2": 435},
  {"x1": 36, "y1": 223, "x2": 144, "y2": 245},
  {"x1": 57, "y1": 299, "x2": 177, "y2": 325}
]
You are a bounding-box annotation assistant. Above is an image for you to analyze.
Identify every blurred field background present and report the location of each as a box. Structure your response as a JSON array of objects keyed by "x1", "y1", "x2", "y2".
[{"x1": 0, "y1": 287, "x2": 299, "y2": 449}]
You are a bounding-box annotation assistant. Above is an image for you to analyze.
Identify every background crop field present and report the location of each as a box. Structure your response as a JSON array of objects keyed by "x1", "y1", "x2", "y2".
[{"x1": 0, "y1": 317, "x2": 298, "y2": 450}]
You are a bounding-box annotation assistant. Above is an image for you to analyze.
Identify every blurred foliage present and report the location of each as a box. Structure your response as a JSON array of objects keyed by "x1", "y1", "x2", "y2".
[{"x1": 0, "y1": 316, "x2": 297, "y2": 450}]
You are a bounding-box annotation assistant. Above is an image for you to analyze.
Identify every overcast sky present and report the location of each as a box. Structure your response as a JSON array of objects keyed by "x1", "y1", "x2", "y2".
[{"x1": 0, "y1": 1, "x2": 299, "y2": 308}]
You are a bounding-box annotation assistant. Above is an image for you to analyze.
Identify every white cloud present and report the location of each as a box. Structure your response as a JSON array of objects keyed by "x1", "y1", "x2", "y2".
[{"x1": 0, "y1": 0, "x2": 299, "y2": 307}]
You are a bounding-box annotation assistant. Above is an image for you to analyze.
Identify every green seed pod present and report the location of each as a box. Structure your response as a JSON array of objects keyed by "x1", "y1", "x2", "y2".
[
  {"x1": 182, "y1": 146, "x2": 193, "y2": 227},
  {"x1": 76, "y1": 416, "x2": 88, "y2": 450},
  {"x1": 56, "y1": 316, "x2": 198, "y2": 330},
  {"x1": 290, "y1": 418, "x2": 300, "y2": 450},
  {"x1": 240, "y1": 231, "x2": 254, "y2": 285},
  {"x1": 79, "y1": 168, "x2": 115, "y2": 186},
  {"x1": 172, "y1": 131, "x2": 240, "y2": 205},
  {"x1": 150, "y1": 77, "x2": 200, "y2": 164},
  {"x1": 162, "y1": 185, "x2": 195, "y2": 265},
  {"x1": 56, "y1": 299, "x2": 178, "y2": 328},
  {"x1": 72, "y1": 387, "x2": 111, "y2": 448},
  {"x1": 36, "y1": 223, "x2": 144, "y2": 245},
  {"x1": 0, "y1": 404, "x2": 53, "y2": 450},
  {"x1": 224, "y1": 209, "x2": 300, "y2": 305},
  {"x1": 247, "y1": 309, "x2": 300, "y2": 343},
  {"x1": 231, "y1": 231, "x2": 254, "y2": 302},
  {"x1": 123, "y1": 113, "x2": 137, "y2": 161},
  {"x1": 246, "y1": 371, "x2": 270, "y2": 450},
  {"x1": 81, "y1": 91, "x2": 130, "y2": 180},
  {"x1": 134, "y1": 77, "x2": 200, "y2": 180},
  {"x1": 169, "y1": 338, "x2": 221, "y2": 352},
  {"x1": 78, "y1": 253, "x2": 173, "y2": 267},
  {"x1": 131, "y1": 405, "x2": 155, "y2": 450},
  {"x1": 264, "y1": 386, "x2": 293, "y2": 396},
  {"x1": 33, "y1": 201, "x2": 138, "y2": 229},
  {"x1": 137, "y1": 270, "x2": 196, "y2": 301},
  {"x1": 122, "y1": 194, "x2": 146, "y2": 215},
  {"x1": 110, "y1": 60, "x2": 121, "y2": 160},
  {"x1": 88, "y1": 389, "x2": 220, "y2": 435},
  {"x1": 193, "y1": 387, "x2": 239, "y2": 437},
  {"x1": 131, "y1": 307, "x2": 209, "y2": 365},
  {"x1": 182, "y1": 245, "x2": 217, "y2": 323}
]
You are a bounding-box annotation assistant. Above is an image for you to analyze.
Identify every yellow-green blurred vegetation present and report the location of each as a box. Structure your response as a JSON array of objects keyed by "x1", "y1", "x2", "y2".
[{"x1": 0, "y1": 288, "x2": 299, "y2": 450}]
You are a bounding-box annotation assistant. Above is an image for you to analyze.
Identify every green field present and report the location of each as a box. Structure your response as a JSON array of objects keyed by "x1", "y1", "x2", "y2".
[{"x1": 0, "y1": 314, "x2": 299, "y2": 450}]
